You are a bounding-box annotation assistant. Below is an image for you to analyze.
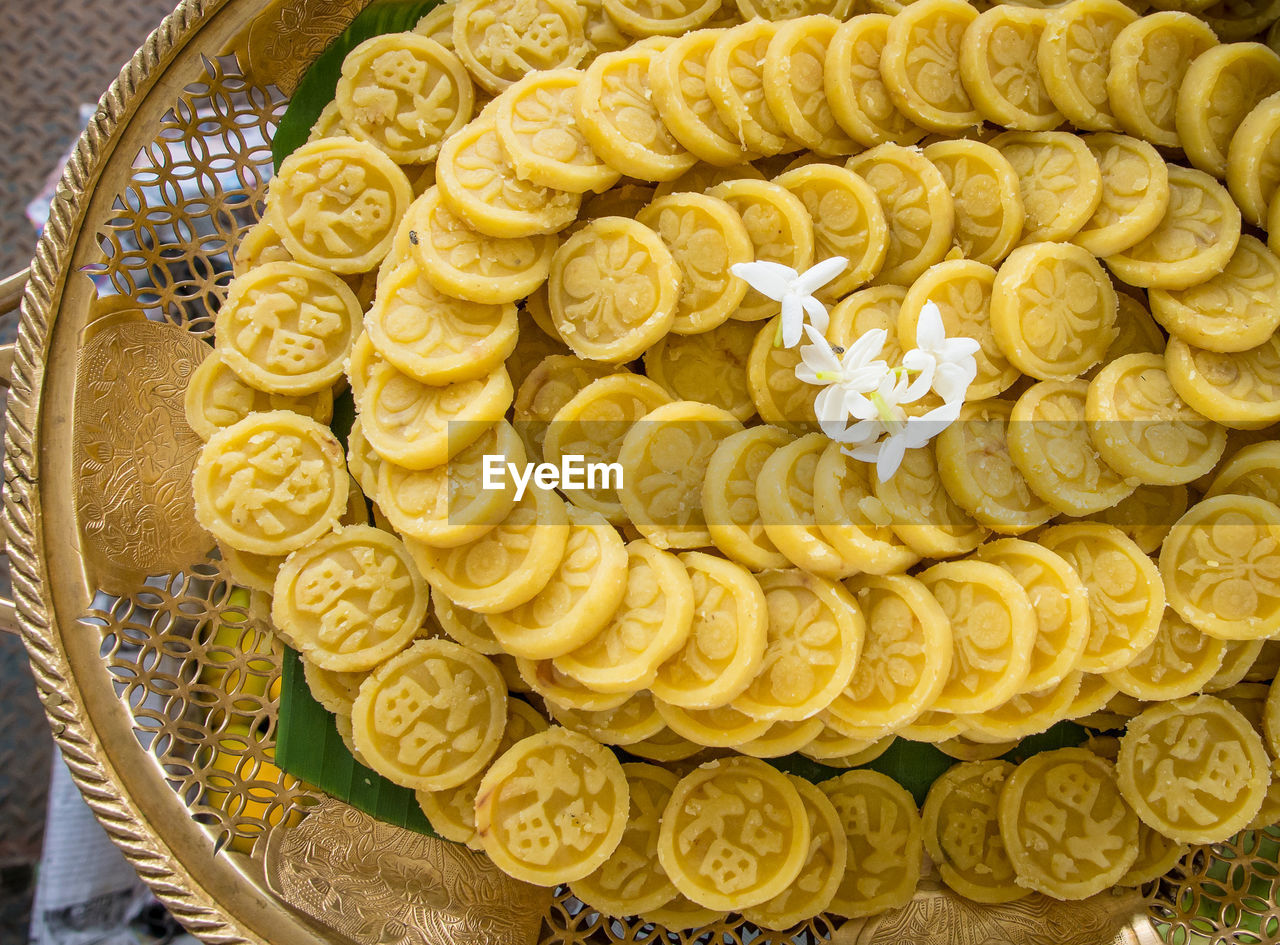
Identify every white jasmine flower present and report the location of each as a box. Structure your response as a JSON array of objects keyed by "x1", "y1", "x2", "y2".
[
  {"x1": 731, "y1": 256, "x2": 849, "y2": 348},
  {"x1": 843, "y1": 398, "x2": 965, "y2": 482},
  {"x1": 904, "y1": 300, "x2": 981, "y2": 403},
  {"x1": 798, "y1": 326, "x2": 890, "y2": 442}
]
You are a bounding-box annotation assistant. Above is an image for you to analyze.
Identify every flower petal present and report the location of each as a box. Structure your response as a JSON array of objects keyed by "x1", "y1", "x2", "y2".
[
  {"x1": 731, "y1": 260, "x2": 796, "y2": 300},
  {"x1": 844, "y1": 328, "x2": 888, "y2": 367},
  {"x1": 796, "y1": 256, "x2": 849, "y2": 293},
  {"x1": 915, "y1": 300, "x2": 945, "y2": 350},
  {"x1": 802, "y1": 295, "x2": 830, "y2": 336},
  {"x1": 876, "y1": 433, "x2": 910, "y2": 482},
  {"x1": 780, "y1": 295, "x2": 804, "y2": 347}
]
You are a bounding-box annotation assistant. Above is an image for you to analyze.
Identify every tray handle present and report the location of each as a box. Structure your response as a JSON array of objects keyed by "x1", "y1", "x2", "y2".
[{"x1": 0, "y1": 266, "x2": 27, "y2": 635}]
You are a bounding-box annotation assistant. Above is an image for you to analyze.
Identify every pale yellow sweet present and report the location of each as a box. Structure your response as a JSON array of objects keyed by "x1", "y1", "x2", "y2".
[
  {"x1": 475, "y1": 726, "x2": 629, "y2": 885},
  {"x1": 377, "y1": 420, "x2": 523, "y2": 549},
  {"x1": 991, "y1": 131, "x2": 1102, "y2": 244},
  {"x1": 1105, "y1": 165, "x2": 1242, "y2": 290},
  {"x1": 272, "y1": 523, "x2": 428, "y2": 672},
  {"x1": 923, "y1": 139, "x2": 1025, "y2": 266},
  {"x1": 880, "y1": 0, "x2": 981, "y2": 133},
  {"x1": 648, "y1": 31, "x2": 754, "y2": 167},
  {"x1": 576, "y1": 42, "x2": 698, "y2": 181},
  {"x1": 554, "y1": 540, "x2": 694, "y2": 693},
  {"x1": 485, "y1": 506, "x2": 629, "y2": 659},
  {"x1": 517, "y1": 657, "x2": 631, "y2": 711},
  {"x1": 872, "y1": 440, "x2": 990, "y2": 559},
  {"x1": 800, "y1": 723, "x2": 894, "y2": 765},
  {"x1": 335, "y1": 33, "x2": 474, "y2": 165},
  {"x1": 756, "y1": 434, "x2": 858, "y2": 579},
  {"x1": 972, "y1": 538, "x2": 1091, "y2": 694},
  {"x1": 1093, "y1": 293, "x2": 1166, "y2": 373},
  {"x1": 1117, "y1": 695, "x2": 1270, "y2": 844},
  {"x1": 345, "y1": 332, "x2": 379, "y2": 403},
  {"x1": 359, "y1": 360, "x2": 513, "y2": 470},
  {"x1": 547, "y1": 216, "x2": 681, "y2": 362},
  {"x1": 1107, "y1": 11, "x2": 1218, "y2": 149},
  {"x1": 732, "y1": 568, "x2": 864, "y2": 722},
  {"x1": 437, "y1": 112, "x2": 582, "y2": 238},
  {"x1": 762, "y1": 15, "x2": 857, "y2": 156},
  {"x1": 738, "y1": 717, "x2": 826, "y2": 758},
  {"x1": 826, "y1": 573, "x2": 951, "y2": 738},
  {"x1": 1231, "y1": 90, "x2": 1280, "y2": 229},
  {"x1": 1178, "y1": 43, "x2": 1280, "y2": 181},
  {"x1": 897, "y1": 709, "x2": 969, "y2": 743},
  {"x1": 452, "y1": 0, "x2": 588, "y2": 93},
  {"x1": 962, "y1": 671, "x2": 1084, "y2": 743},
  {"x1": 266, "y1": 137, "x2": 412, "y2": 273},
  {"x1": 1038, "y1": 0, "x2": 1138, "y2": 132},
  {"x1": 511, "y1": 353, "x2": 617, "y2": 461},
  {"x1": 1168, "y1": 332, "x2": 1280, "y2": 433},
  {"x1": 702, "y1": 425, "x2": 795, "y2": 570},
  {"x1": 657, "y1": 756, "x2": 809, "y2": 911},
  {"x1": 741, "y1": 775, "x2": 848, "y2": 930},
  {"x1": 407, "y1": 187, "x2": 558, "y2": 305},
  {"x1": 1106, "y1": 608, "x2": 1227, "y2": 701},
  {"x1": 607, "y1": 0, "x2": 720, "y2": 38},
  {"x1": 303, "y1": 659, "x2": 367, "y2": 717},
  {"x1": 1072, "y1": 133, "x2": 1170, "y2": 261},
  {"x1": 651, "y1": 161, "x2": 764, "y2": 199},
  {"x1": 644, "y1": 320, "x2": 756, "y2": 421},
  {"x1": 345, "y1": 417, "x2": 381, "y2": 500},
  {"x1": 1151, "y1": 236, "x2": 1280, "y2": 356},
  {"x1": 184, "y1": 351, "x2": 333, "y2": 442},
  {"x1": 434, "y1": 593, "x2": 503, "y2": 655},
  {"x1": 1065, "y1": 672, "x2": 1121, "y2": 721},
  {"x1": 351, "y1": 638, "x2": 507, "y2": 791},
  {"x1": 546, "y1": 690, "x2": 666, "y2": 744},
  {"x1": 406, "y1": 486, "x2": 570, "y2": 613},
  {"x1": 920, "y1": 560, "x2": 1036, "y2": 715},
  {"x1": 193, "y1": 411, "x2": 348, "y2": 556},
  {"x1": 215, "y1": 261, "x2": 360, "y2": 396},
  {"x1": 626, "y1": 726, "x2": 705, "y2": 763},
  {"x1": 922, "y1": 760, "x2": 1027, "y2": 903},
  {"x1": 960, "y1": 5, "x2": 1061, "y2": 131},
  {"x1": 1206, "y1": 440, "x2": 1280, "y2": 504},
  {"x1": 1118, "y1": 823, "x2": 1190, "y2": 888},
  {"x1": 705, "y1": 21, "x2": 795, "y2": 156},
  {"x1": 640, "y1": 894, "x2": 725, "y2": 931},
  {"x1": 998, "y1": 747, "x2": 1138, "y2": 899},
  {"x1": 745, "y1": 316, "x2": 821, "y2": 431},
  {"x1": 232, "y1": 219, "x2": 292, "y2": 276},
  {"x1": 571, "y1": 763, "x2": 679, "y2": 916},
  {"x1": 651, "y1": 551, "x2": 768, "y2": 708},
  {"x1": 736, "y1": 0, "x2": 854, "y2": 19},
  {"x1": 825, "y1": 14, "x2": 924, "y2": 149},
  {"x1": 813, "y1": 441, "x2": 920, "y2": 576},
  {"x1": 1008, "y1": 379, "x2": 1137, "y2": 517},
  {"x1": 635, "y1": 193, "x2": 753, "y2": 334},
  {"x1": 655, "y1": 698, "x2": 771, "y2": 748},
  {"x1": 820, "y1": 770, "x2": 923, "y2": 918},
  {"x1": 1159, "y1": 494, "x2": 1280, "y2": 640},
  {"x1": 1040, "y1": 522, "x2": 1166, "y2": 674},
  {"x1": 219, "y1": 543, "x2": 287, "y2": 595},
  {"x1": 1086, "y1": 352, "x2": 1227, "y2": 486},
  {"x1": 617, "y1": 400, "x2": 744, "y2": 549}
]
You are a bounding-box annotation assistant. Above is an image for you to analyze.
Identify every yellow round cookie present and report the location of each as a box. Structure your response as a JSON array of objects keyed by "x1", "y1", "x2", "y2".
[
  {"x1": 702, "y1": 425, "x2": 795, "y2": 571},
  {"x1": 742, "y1": 775, "x2": 849, "y2": 931},
  {"x1": 960, "y1": 5, "x2": 1062, "y2": 131},
  {"x1": 825, "y1": 14, "x2": 925, "y2": 149},
  {"x1": 919, "y1": 560, "x2": 1036, "y2": 715},
  {"x1": 1107, "y1": 11, "x2": 1218, "y2": 149},
  {"x1": 826, "y1": 573, "x2": 951, "y2": 738},
  {"x1": 998, "y1": 747, "x2": 1138, "y2": 899},
  {"x1": 745, "y1": 316, "x2": 821, "y2": 431},
  {"x1": 758, "y1": 434, "x2": 860, "y2": 579},
  {"x1": 737, "y1": 717, "x2": 825, "y2": 758},
  {"x1": 219, "y1": 543, "x2": 287, "y2": 595},
  {"x1": 922, "y1": 760, "x2": 1027, "y2": 904},
  {"x1": 1168, "y1": 333, "x2": 1280, "y2": 432},
  {"x1": 434, "y1": 593, "x2": 503, "y2": 655},
  {"x1": 1008, "y1": 379, "x2": 1137, "y2": 517},
  {"x1": 801, "y1": 724, "x2": 895, "y2": 765},
  {"x1": 606, "y1": 0, "x2": 720, "y2": 39},
  {"x1": 232, "y1": 219, "x2": 292, "y2": 275},
  {"x1": 1207, "y1": 440, "x2": 1280, "y2": 504},
  {"x1": 707, "y1": 179, "x2": 815, "y2": 323},
  {"x1": 962, "y1": 670, "x2": 1084, "y2": 743},
  {"x1": 1095, "y1": 292, "x2": 1166, "y2": 371},
  {"x1": 636, "y1": 192, "x2": 753, "y2": 334},
  {"x1": 359, "y1": 360, "x2": 513, "y2": 470},
  {"x1": 1118, "y1": 823, "x2": 1191, "y2": 888},
  {"x1": 416, "y1": 698, "x2": 549, "y2": 848},
  {"x1": 1106, "y1": 608, "x2": 1227, "y2": 701},
  {"x1": 345, "y1": 331, "x2": 378, "y2": 402},
  {"x1": 436, "y1": 112, "x2": 582, "y2": 238},
  {"x1": 898, "y1": 709, "x2": 969, "y2": 744},
  {"x1": 1150, "y1": 236, "x2": 1280, "y2": 355},
  {"x1": 215, "y1": 261, "x2": 360, "y2": 396},
  {"x1": 650, "y1": 160, "x2": 764, "y2": 199},
  {"x1": 651, "y1": 551, "x2": 768, "y2": 708},
  {"x1": 193, "y1": 411, "x2": 348, "y2": 556},
  {"x1": 1066, "y1": 672, "x2": 1121, "y2": 721},
  {"x1": 548, "y1": 216, "x2": 680, "y2": 362},
  {"x1": 1073, "y1": 133, "x2": 1170, "y2": 258},
  {"x1": 407, "y1": 187, "x2": 558, "y2": 305},
  {"x1": 518, "y1": 657, "x2": 631, "y2": 712},
  {"x1": 644, "y1": 320, "x2": 757, "y2": 421},
  {"x1": 576, "y1": 43, "x2": 698, "y2": 181},
  {"x1": 272, "y1": 524, "x2": 429, "y2": 671},
  {"x1": 1117, "y1": 695, "x2": 1270, "y2": 844},
  {"x1": 1159, "y1": 494, "x2": 1280, "y2": 640},
  {"x1": 733, "y1": 568, "x2": 864, "y2": 722},
  {"x1": 1178, "y1": 43, "x2": 1280, "y2": 180},
  {"x1": 657, "y1": 756, "x2": 809, "y2": 911},
  {"x1": 1230, "y1": 90, "x2": 1280, "y2": 228},
  {"x1": 706, "y1": 21, "x2": 796, "y2": 156},
  {"x1": 881, "y1": 0, "x2": 981, "y2": 133},
  {"x1": 345, "y1": 417, "x2": 381, "y2": 500},
  {"x1": 763, "y1": 15, "x2": 858, "y2": 156},
  {"x1": 774, "y1": 164, "x2": 890, "y2": 298},
  {"x1": 654, "y1": 699, "x2": 771, "y2": 747},
  {"x1": 735, "y1": 0, "x2": 854, "y2": 18},
  {"x1": 351, "y1": 638, "x2": 507, "y2": 791},
  {"x1": 1105, "y1": 165, "x2": 1241, "y2": 290},
  {"x1": 475, "y1": 726, "x2": 629, "y2": 885},
  {"x1": 820, "y1": 770, "x2": 923, "y2": 918},
  {"x1": 617, "y1": 400, "x2": 744, "y2": 549},
  {"x1": 546, "y1": 690, "x2": 666, "y2": 744},
  {"x1": 303, "y1": 659, "x2": 367, "y2": 717},
  {"x1": 1085, "y1": 352, "x2": 1227, "y2": 486},
  {"x1": 1038, "y1": 0, "x2": 1138, "y2": 132},
  {"x1": 495, "y1": 69, "x2": 621, "y2": 194},
  {"x1": 826, "y1": 284, "x2": 907, "y2": 365},
  {"x1": 898, "y1": 258, "x2": 1018, "y2": 401},
  {"x1": 452, "y1": 0, "x2": 587, "y2": 94},
  {"x1": 571, "y1": 763, "x2": 680, "y2": 916},
  {"x1": 649, "y1": 30, "x2": 754, "y2": 167},
  {"x1": 266, "y1": 137, "x2": 412, "y2": 273},
  {"x1": 991, "y1": 131, "x2": 1102, "y2": 245},
  {"x1": 1039, "y1": 522, "x2": 1166, "y2": 673},
  {"x1": 183, "y1": 351, "x2": 332, "y2": 442},
  {"x1": 335, "y1": 33, "x2": 473, "y2": 165},
  {"x1": 640, "y1": 894, "x2": 725, "y2": 931},
  {"x1": 846, "y1": 142, "x2": 956, "y2": 286},
  {"x1": 512, "y1": 354, "x2": 618, "y2": 461},
  {"x1": 813, "y1": 441, "x2": 921, "y2": 576},
  {"x1": 406, "y1": 485, "x2": 570, "y2": 613},
  {"x1": 923, "y1": 139, "x2": 1025, "y2": 267},
  {"x1": 873, "y1": 444, "x2": 990, "y2": 559},
  {"x1": 626, "y1": 727, "x2": 704, "y2": 763},
  {"x1": 935, "y1": 399, "x2": 1057, "y2": 535}
]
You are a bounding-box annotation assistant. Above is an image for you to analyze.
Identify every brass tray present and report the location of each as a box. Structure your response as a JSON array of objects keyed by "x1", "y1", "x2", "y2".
[{"x1": 2, "y1": 0, "x2": 1277, "y2": 942}]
